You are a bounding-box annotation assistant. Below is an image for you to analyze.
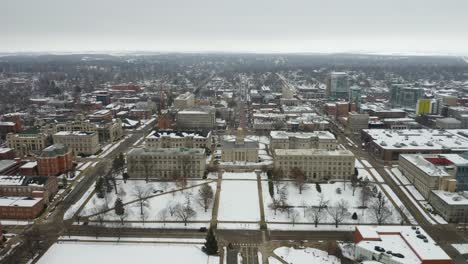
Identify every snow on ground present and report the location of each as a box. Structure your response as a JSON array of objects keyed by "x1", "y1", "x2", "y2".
[
  {"x1": 99, "y1": 135, "x2": 130, "y2": 158},
  {"x1": 391, "y1": 167, "x2": 410, "y2": 185},
  {"x1": 64, "y1": 182, "x2": 96, "y2": 220},
  {"x1": 274, "y1": 247, "x2": 341, "y2": 264},
  {"x1": 217, "y1": 223, "x2": 260, "y2": 230},
  {"x1": 360, "y1": 160, "x2": 372, "y2": 168},
  {"x1": 355, "y1": 159, "x2": 364, "y2": 169},
  {"x1": 452, "y1": 244, "x2": 468, "y2": 254},
  {"x1": 132, "y1": 136, "x2": 145, "y2": 146},
  {"x1": 58, "y1": 236, "x2": 205, "y2": 243},
  {"x1": 268, "y1": 257, "x2": 283, "y2": 264},
  {"x1": 222, "y1": 171, "x2": 266, "y2": 180},
  {"x1": 218, "y1": 180, "x2": 260, "y2": 222},
  {"x1": 263, "y1": 181, "x2": 401, "y2": 224},
  {"x1": 420, "y1": 202, "x2": 448, "y2": 224},
  {"x1": 369, "y1": 169, "x2": 385, "y2": 183},
  {"x1": 357, "y1": 169, "x2": 373, "y2": 182},
  {"x1": 399, "y1": 186, "x2": 436, "y2": 225},
  {"x1": 406, "y1": 185, "x2": 425, "y2": 201},
  {"x1": 268, "y1": 224, "x2": 357, "y2": 231},
  {"x1": 380, "y1": 184, "x2": 417, "y2": 225},
  {"x1": 384, "y1": 168, "x2": 401, "y2": 186},
  {"x1": 36, "y1": 242, "x2": 219, "y2": 264},
  {"x1": 86, "y1": 180, "x2": 216, "y2": 224}
]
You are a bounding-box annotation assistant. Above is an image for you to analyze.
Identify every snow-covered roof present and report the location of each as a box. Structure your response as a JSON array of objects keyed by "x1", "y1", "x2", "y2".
[
  {"x1": 275, "y1": 149, "x2": 353, "y2": 157},
  {"x1": 54, "y1": 131, "x2": 94, "y2": 136},
  {"x1": 270, "y1": 130, "x2": 335, "y2": 140},
  {"x1": 431, "y1": 190, "x2": 468, "y2": 205},
  {"x1": 0, "y1": 196, "x2": 42, "y2": 207},
  {"x1": 20, "y1": 161, "x2": 37, "y2": 169},
  {"x1": 146, "y1": 130, "x2": 210, "y2": 139},
  {"x1": 356, "y1": 226, "x2": 451, "y2": 263},
  {"x1": 363, "y1": 129, "x2": 468, "y2": 151}
]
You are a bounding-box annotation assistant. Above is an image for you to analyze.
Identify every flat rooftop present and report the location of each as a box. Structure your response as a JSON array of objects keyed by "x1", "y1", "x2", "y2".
[
  {"x1": 0, "y1": 196, "x2": 42, "y2": 207},
  {"x1": 147, "y1": 130, "x2": 210, "y2": 139},
  {"x1": 275, "y1": 149, "x2": 353, "y2": 157},
  {"x1": 363, "y1": 129, "x2": 468, "y2": 151},
  {"x1": 356, "y1": 226, "x2": 451, "y2": 263},
  {"x1": 270, "y1": 130, "x2": 335, "y2": 140},
  {"x1": 127, "y1": 147, "x2": 205, "y2": 156}
]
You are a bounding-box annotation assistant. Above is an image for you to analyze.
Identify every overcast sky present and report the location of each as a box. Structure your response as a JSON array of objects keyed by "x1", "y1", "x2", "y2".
[{"x1": 2, "y1": 0, "x2": 468, "y2": 55}]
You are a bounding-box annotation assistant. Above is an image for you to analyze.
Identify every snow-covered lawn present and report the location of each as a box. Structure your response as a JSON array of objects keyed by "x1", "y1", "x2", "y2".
[
  {"x1": 82, "y1": 179, "x2": 215, "y2": 226},
  {"x1": 357, "y1": 169, "x2": 373, "y2": 182},
  {"x1": 263, "y1": 181, "x2": 402, "y2": 224},
  {"x1": 218, "y1": 180, "x2": 260, "y2": 222},
  {"x1": 452, "y1": 244, "x2": 468, "y2": 254},
  {"x1": 274, "y1": 247, "x2": 341, "y2": 264},
  {"x1": 64, "y1": 183, "x2": 96, "y2": 220},
  {"x1": 36, "y1": 242, "x2": 219, "y2": 264}
]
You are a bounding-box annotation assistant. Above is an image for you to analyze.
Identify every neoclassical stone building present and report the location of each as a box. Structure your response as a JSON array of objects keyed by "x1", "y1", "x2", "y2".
[{"x1": 221, "y1": 128, "x2": 259, "y2": 162}]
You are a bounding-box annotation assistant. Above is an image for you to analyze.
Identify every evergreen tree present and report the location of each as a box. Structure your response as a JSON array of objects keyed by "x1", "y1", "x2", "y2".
[
  {"x1": 352, "y1": 212, "x2": 358, "y2": 220},
  {"x1": 115, "y1": 198, "x2": 125, "y2": 216},
  {"x1": 95, "y1": 177, "x2": 105, "y2": 198},
  {"x1": 202, "y1": 228, "x2": 218, "y2": 255},
  {"x1": 123, "y1": 172, "x2": 130, "y2": 183},
  {"x1": 61, "y1": 177, "x2": 68, "y2": 188}
]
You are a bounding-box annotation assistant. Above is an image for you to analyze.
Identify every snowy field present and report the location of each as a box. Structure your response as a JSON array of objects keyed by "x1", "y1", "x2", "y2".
[
  {"x1": 36, "y1": 242, "x2": 219, "y2": 264},
  {"x1": 263, "y1": 181, "x2": 402, "y2": 224},
  {"x1": 452, "y1": 244, "x2": 468, "y2": 254},
  {"x1": 274, "y1": 247, "x2": 341, "y2": 264},
  {"x1": 218, "y1": 180, "x2": 260, "y2": 222},
  {"x1": 81, "y1": 179, "x2": 215, "y2": 227}
]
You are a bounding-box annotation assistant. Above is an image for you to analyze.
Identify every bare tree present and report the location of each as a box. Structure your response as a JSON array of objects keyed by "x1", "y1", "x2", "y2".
[
  {"x1": 174, "y1": 202, "x2": 197, "y2": 226},
  {"x1": 327, "y1": 199, "x2": 350, "y2": 228},
  {"x1": 360, "y1": 185, "x2": 372, "y2": 208},
  {"x1": 271, "y1": 167, "x2": 283, "y2": 194},
  {"x1": 300, "y1": 199, "x2": 308, "y2": 217},
  {"x1": 168, "y1": 202, "x2": 177, "y2": 217},
  {"x1": 158, "y1": 207, "x2": 170, "y2": 227},
  {"x1": 290, "y1": 167, "x2": 307, "y2": 194},
  {"x1": 269, "y1": 198, "x2": 282, "y2": 215},
  {"x1": 317, "y1": 194, "x2": 329, "y2": 212},
  {"x1": 140, "y1": 207, "x2": 150, "y2": 225},
  {"x1": 197, "y1": 184, "x2": 214, "y2": 212},
  {"x1": 119, "y1": 208, "x2": 128, "y2": 226},
  {"x1": 308, "y1": 206, "x2": 324, "y2": 227},
  {"x1": 290, "y1": 209, "x2": 300, "y2": 226},
  {"x1": 132, "y1": 184, "x2": 152, "y2": 215},
  {"x1": 370, "y1": 196, "x2": 393, "y2": 225}
]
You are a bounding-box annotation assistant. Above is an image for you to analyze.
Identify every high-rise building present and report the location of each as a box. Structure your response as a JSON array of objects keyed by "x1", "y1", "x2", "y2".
[
  {"x1": 349, "y1": 86, "x2": 362, "y2": 112},
  {"x1": 326, "y1": 72, "x2": 349, "y2": 99},
  {"x1": 390, "y1": 84, "x2": 424, "y2": 109}
]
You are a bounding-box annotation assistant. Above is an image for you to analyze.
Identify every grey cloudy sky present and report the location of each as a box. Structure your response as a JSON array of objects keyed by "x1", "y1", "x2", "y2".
[{"x1": 2, "y1": 0, "x2": 468, "y2": 54}]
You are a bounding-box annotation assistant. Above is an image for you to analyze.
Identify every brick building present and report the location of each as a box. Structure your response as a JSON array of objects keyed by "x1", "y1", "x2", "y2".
[{"x1": 37, "y1": 144, "x2": 74, "y2": 176}]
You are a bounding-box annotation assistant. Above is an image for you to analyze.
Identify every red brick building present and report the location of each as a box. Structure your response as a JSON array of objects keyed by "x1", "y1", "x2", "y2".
[
  {"x1": 37, "y1": 144, "x2": 74, "y2": 176},
  {"x1": 0, "y1": 194, "x2": 44, "y2": 220},
  {"x1": 0, "y1": 148, "x2": 15, "y2": 160},
  {"x1": 19, "y1": 161, "x2": 38, "y2": 176},
  {"x1": 0, "y1": 175, "x2": 58, "y2": 203}
]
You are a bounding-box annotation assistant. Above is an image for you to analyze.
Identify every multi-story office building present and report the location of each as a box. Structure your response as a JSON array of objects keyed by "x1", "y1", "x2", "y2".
[
  {"x1": 127, "y1": 147, "x2": 206, "y2": 179},
  {"x1": 398, "y1": 154, "x2": 468, "y2": 199},
  {"x1": 274, "y1": 149, "x2": 354, "y2": 181},
  {"x1": 176, "y1": 106, "x2": 216, "y2": 130},
  {"x1": 52, "y1": 131, "x2": 100, "y2": 156},
  {"x1": 146, "y1": 130, "x2": 211, "y2": 149},
  {"x1": 49, "y1": 117, "x2": 123, "y2": 143},
  {"x1": 174, "y1": 92, "x2": 195, "y2": 109},
  {"x1": 390, "y1": 84, "x2": 424, "y2": 109},
  {"x1": 37, "y1": 144, "x2": 74, "y2": 176},
  {"x1": 429, "y1": 190, "x2": 468, "y2": 223},
  {"x1": 270, "y1": 131, "x2": 337, "y2": 151},
  {"x1": 6, "y1": 129, "x2": 48, "y2": 157},
  {"x1": 326, "y1": 72, "x2": 349, "y2": 99},
  {"x1": 346, "y1": 112, "x2": 369, "y2": 135}
]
